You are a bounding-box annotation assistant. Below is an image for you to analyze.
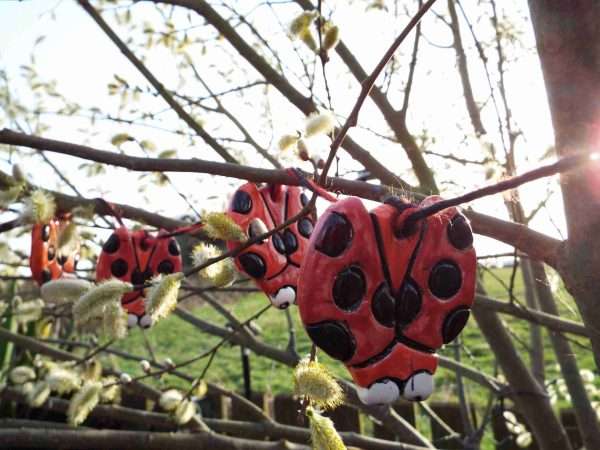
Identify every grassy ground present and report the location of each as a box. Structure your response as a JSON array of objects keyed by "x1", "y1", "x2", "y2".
[{"x1": 110, "y1": 267, "x2": 594, "y2": 446}]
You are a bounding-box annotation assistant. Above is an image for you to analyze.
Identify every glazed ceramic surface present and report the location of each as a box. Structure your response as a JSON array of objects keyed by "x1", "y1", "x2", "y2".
[{"x1": 297, "y1": 195, "x2": 476, "y2": 404}]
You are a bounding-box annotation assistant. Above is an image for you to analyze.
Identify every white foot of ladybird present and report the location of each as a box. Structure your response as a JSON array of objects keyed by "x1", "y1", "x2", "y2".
[
  {"x1": 356, "y1": 379, "x2": 400, "y2": 405},
  {"x1": 270, "y1": 286, "x2": 295, "y2": 309},
  {"x1": 402, "y1": 371, "x2": 433, "y2": 401},
  {"x1": 127, "y1": 314, "x2": 139, "y2": 328},
  {"x1": 139, "y1": 314, "x2": 153, "y2": 329}
]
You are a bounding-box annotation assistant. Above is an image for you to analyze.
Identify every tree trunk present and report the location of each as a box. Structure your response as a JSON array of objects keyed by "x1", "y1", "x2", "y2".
[
  {"x1": 473, "y1": 286, "x2": 572, "y2": 450},
  {"x1": 528, "y1": 0, "x2": 600, "y2": 370}
]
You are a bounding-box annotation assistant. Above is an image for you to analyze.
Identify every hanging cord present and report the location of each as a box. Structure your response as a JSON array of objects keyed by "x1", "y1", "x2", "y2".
[
  {"x1": 156, "y1": 222, "x2": 204, "y2": 239},
  {"x1": 401, "y1": 152, "x2": 598, "y2": 234},
  {"x1": 287, "y1": 167, "x2": 338, "y2": 203},
  {"x1": 94, "y1": 197, "x2": 124, "y2": 228}
]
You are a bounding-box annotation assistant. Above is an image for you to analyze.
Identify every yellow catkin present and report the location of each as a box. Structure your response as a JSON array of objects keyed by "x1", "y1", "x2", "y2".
[
  {"x1": 41, "y1": 278, "x2": 92, "y2": 305},
  {"x1": 46, "y1": 367, "x2": 81, "y2": 395},
  {"x1": 290, "y1": 11, "x2": 318, "y2": 37},
  {"x1": 73, "y1": 279, "x2": 132, "y2": 326},
  {"x1": 305, "y1": 111, "x2": 335, "y2": 137},
  {"x1": 307, "y1": 407, "x2": 347, "y2": 450},
  {"x1": 278, "y1": 134, "x2": 299, "y2": 152},
  {"x1": 159, "y1": 389, "x2": 183, "y2": 412},
  {"x1": 174, "y1": 399, "x2": 196, "y2": 425},
  {"x1": 67, "y1": 381, "x2": 102, "y2": 426},
  {"x1": 144, "y1": 273, "x2": 183, "y2": 323},
  {"x1": 294, "y1": 359, "x2": 343, "y2": 410},
  {"x1": 24, "y1": 190, "x2": 56, "y2": 224},
  {"x1": 203, "y1": 212, "x2": 246, "y2": 241},
  {"x1": 9, "y1": 366, "x2": 36, "y2": 385},
  {"x1": 323, "y1": 25, "x2": 340, "y2": 51},
  {"x1": 27, "y1": 381, "x2": 51, "y2": 408},
  {"x1": 102, "y1": 301, "x2": 128, "y2": 339},
  {"x1": 100, "y1": 377, "x2": 121, "y2": 404}
]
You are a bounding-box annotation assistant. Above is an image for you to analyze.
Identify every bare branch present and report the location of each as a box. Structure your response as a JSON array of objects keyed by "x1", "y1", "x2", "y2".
[
  {"x1": 0, "y1": 128, "x2": 564, "y2": 267},
  {"x1": 77, "y1": 0, "x2": 238, "y2": 164}
]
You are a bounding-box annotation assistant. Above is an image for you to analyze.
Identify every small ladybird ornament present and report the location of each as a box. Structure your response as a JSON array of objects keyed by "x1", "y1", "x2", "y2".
[
  {"x1": 30, "y1": 216, "x2": 79, "y2": 286},
  {"x1": 96, "y1": 227, "x2": 182, "y2": 328},
  {"x1": 226, "y1": 182, "x2": 315, "y2": 309},
  {"x1": 297, "y1": 195, "x2": 476, "y2": 405}
]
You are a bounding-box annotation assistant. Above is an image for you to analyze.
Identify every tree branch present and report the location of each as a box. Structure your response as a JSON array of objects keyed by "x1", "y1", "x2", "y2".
[
  {"x1": 0, "y1": 128, "x2": 564, "y2": 267},
  {"x1": 77, "y1": 0, "x2": 238, "y2": 164}
]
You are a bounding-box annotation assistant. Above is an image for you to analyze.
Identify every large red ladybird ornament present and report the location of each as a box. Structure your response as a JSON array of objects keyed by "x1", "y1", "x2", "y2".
[
  {"x1": 96, "y1": 227, "x2": 182, "y2": 328},
  {"x1": 226, "y1": 182, "x2": 314, "y2": 309},
  {"x1": 30, "y1": 216, "x2": 79, "y2": 286},
  {"x1": 297, "y1": 195, "x2": 476, "y2": 404}
]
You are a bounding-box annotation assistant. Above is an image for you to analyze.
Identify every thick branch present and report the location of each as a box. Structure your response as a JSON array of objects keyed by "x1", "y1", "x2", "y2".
[
  {"x1": 475, "y1": 294, "x2": 588, "y2": 338},
  {"x1": 0, "y1": 128, "x2": 564, "y2": 267}
]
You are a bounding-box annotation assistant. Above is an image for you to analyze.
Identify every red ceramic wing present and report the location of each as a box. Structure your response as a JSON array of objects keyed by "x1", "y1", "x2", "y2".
[
  {"x1": 297, "y1": 197, "x2": 395, "y2": 366},
  {"x1": 30, "y1": 217, "x2": 79, "y2": 286},
  {"x1": 226, "y1": 182, "x2": 314, "y2": 309},
  {"x1": 400, "y1": 196, "x2": 476, "y2": 349},
  {"x1": 96, "y1": 227, "x2": 182, "y2": 326},
  {"x1": 297, "y1": 195, "x2": 477, "y2": 405},
  {"x1": 348, "y1": 342, "x2": 437, "y2": 402}
]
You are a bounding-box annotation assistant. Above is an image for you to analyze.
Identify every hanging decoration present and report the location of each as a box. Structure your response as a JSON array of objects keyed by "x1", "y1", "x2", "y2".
[
  {"x1": 96, "y1": 226, "x2": 183, "y2": 328},
  {"x1": 30, "y1": 215, "x2": 80, "y2": 286},
  {"x1": 297, "y1": 195, "x2": 476, "y2": 405},
  {"x1": 226, "y1": 182, "x2": 315, "y2": 309}
]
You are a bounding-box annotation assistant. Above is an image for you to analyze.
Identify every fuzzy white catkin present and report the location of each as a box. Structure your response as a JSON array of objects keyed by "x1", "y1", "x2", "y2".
[
  {"x1": 144, "y1": 273, "x2": 183, "y2": 324},
  {"x1": 159, "y1": 389, "x2": 183, "y2": 412},
  {"x1": 41, "y1": 278, "x2": 92, "y2": 304},
  {"x1": 174, "y1": 399, "x2": 196, "y2": 425},
  {"x1": 305, "y1": 112, "x2": 335, "y2": 137},
  {"x1": 9, "y1": 366, "x2": 36, "y2": 385},
  {"x1": 73, "y1": 279, "x2": 132, "y2": 325},
  {"x1": 68, "y1": 382, "x2": 102, "y2": 426}
]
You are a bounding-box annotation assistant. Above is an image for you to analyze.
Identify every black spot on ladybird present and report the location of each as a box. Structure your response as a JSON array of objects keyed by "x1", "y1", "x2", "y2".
[
  {"x1": 103, "y1": 233, "x2": 120, "y2": 254},
  {"x1": 442, "y1": 307, "x2": 470, "y2": 343},
  {"x1": 447, "y1": 214, "x2": 473, "y2": 250},
  {"x1": 395, "y1": 279, "x2": 422, "y2": 330},
  {"x1": 238, "y1": 253, "x2": 266, "y2": 279},
  {"x1": 232, "y1": 190, "x2": 252, "y2": 214},
  {"x1": 306, "y1": 321, "x2": 355, "y2": 362},
  {"x1": 157, "y1": 260, "x2": 174, "y2": 274},
  {"x1": 372, "y1": 283, "x2": 395, "y2": 328},
  {"x1": 332, "y1": 266, "x2": 366, "y2": 311},
  {"x1": 314, "y1": 212, "x2": 353, "y2": 257},
  {"x1": 168, "y1": 239, "x2": 180, "y2": 256},
  {"x1": 111, "y1": 258, "x2": 129, "y2": 278},
  {"x1": 429, "y1": 260, "x2": 462, "y2": 299},
  {"x1": 298, "y1": 218, "x2": 313, "y2": 238}
]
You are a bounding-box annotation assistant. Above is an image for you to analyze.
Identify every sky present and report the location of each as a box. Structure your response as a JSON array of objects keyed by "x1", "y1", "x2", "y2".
[{"x1": 0, "y1": 0, "x2": 566, "y2": 263}]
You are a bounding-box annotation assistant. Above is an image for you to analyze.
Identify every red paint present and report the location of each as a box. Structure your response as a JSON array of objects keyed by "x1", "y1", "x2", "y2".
[
  {"x1": 30, "y1": 216, "x2": 79, "y2": 286},
  {"x1": 226, "y1": 182, "x2": 313, "y2": 307},
  {"x1": 96, "y1": 227, "x2": 182, "y2": 319},
  {"x1": 297, "y1": 195, "x2": 476, "y2": 399}
]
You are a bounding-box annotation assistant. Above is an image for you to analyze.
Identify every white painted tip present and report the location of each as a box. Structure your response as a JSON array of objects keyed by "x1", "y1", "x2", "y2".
[
  {"x1": 402, "y1": 372, "x2": 433, "y2": 401},
  {"x1": 356, "y1": 379, "x2": 400, "y2": 405},
  {"x1": 139, "y1": 314, "x2": 153, "y2": 329},
  {"x1": 270, "y1": 286, "x2": 295, "y2": 309},
  {"x1": 127, "y1": 314, "x2": 139, "y2": 328}
]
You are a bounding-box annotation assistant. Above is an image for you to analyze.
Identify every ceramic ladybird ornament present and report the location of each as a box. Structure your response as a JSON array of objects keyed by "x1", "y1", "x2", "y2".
[
  {"x1": 96, "y1": 226, "x2": 182, "y2": 328},
  {"x1": 30, "y1": 215, "x2": 79, "y2": 286},
  {"x1": 297, "y1": 195, "x2": 476, "y2": 405},
  {"x1": 226, "y1": 182, "x2": 316, "y2": 309}
]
